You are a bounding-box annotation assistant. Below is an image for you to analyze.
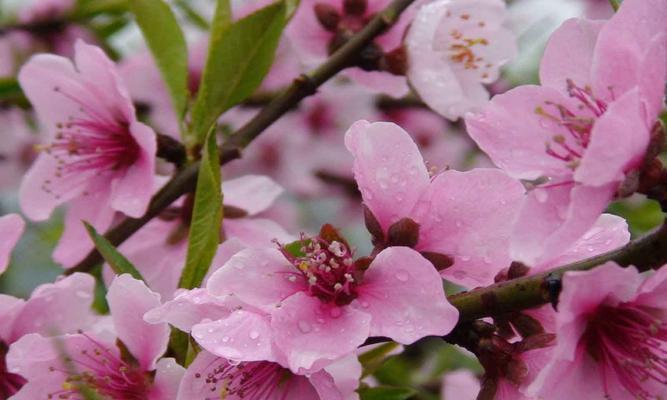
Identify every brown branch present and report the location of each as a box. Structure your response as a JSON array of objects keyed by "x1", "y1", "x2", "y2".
[
  {"x1": 65, "y1": 0, "x2": 419, "y2": 275},
  {"x1": 362, "y1": 219, "x2": 667, "y2": 348}
]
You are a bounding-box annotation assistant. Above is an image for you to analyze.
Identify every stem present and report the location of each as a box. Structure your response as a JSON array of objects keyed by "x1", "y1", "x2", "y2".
[{"x1": 65, "y1": 0, "x2": 418, "y2": 275}]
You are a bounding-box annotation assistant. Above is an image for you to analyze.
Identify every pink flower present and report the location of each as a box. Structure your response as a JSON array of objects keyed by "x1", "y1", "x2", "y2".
[
  {"x1": 526, "y1": 262, "x2": 667, "y2": 400},
  {"x1": 199, "y1": 225, "x2": 458, "y2": 373},
  {"x1": 345, "y1": 120, "x2": 525, "y2": 287},
  {"x1": 18, "y1": 40, "x2": 157, "y2": 267},
  {"x1": 177, "y1": 350, "x2": 360, "y2": 400},
  {"x1": 287, "y1": 0, "x2": 418, "y2": 97},
  {"x1": 0, "y1": 273, "x2": 96, "y2": 397},
  {"x1": 107, "y1": 175, "x2": 293, "y2": 299},
  {"x1": 0, "y1": 214, "x2": 25, "y2": 274},
  {"x1": 466, "y1": 0, "x2": 667, "y2": 265},
  {"x1": 7, "y1": 274, "x2": 183, "y2": 400},
  {"x1": 405, "y1": 0, "x2": 517, "y2": 120},
  {"x1": 441, "y1": 369, "x2": 480, "y2": 400}
]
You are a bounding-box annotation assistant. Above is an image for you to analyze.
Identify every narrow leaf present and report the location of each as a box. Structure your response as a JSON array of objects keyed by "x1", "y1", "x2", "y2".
[
  {"x1": 189, "y1": 1, "x2": 287, "y2": 144},
  {"x1": 358, "y1": 386, "x2": 417, "y2": 400},
  {"x1": 359, "y1": 342, "x2": 400, "y2": 378},
  {"x1": 131, "y1": 0, "x2": 189, "y2": 121},
  {"x1": 178, "y1": 130, "x2": 223, "y2": 289},
  {"x1": 83, "y1": 222, "x2": 145, "y2": 282}
]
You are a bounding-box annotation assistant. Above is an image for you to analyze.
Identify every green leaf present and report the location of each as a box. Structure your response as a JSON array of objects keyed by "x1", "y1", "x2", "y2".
[
  {"x1": 178, "y1": 130, "x2": 223, "y2": 289},
  {"x1": 358, "y1": 386, "x2": 417, "y2": 400},
  {"x1": 131, "y1": 0, "x2": 189, "y2": 123},
  {"x1": 359, "y1": 342, "x2": 400, "y2": 378},
  {"x1": 83, "y1": 221, "x2": 145, "y2": 282},
  {"x1": 174, "y1": 0, "x2": 211, "y2": 30},
  {"x1": 189, "y1": 1, "x2": 287, "y2": 144}
]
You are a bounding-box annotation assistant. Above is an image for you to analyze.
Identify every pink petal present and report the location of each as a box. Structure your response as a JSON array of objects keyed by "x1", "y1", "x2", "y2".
[
  {"x1": 0, "y1": 294, "x2": 24, "y2": 342},
  {"x1": 9, "y1": 273, "x2": 96, "y2": 342},
  {"x1": 18, "y1": 153, "x2": 85, "y2": 221},
  {"x1": 637, "y1": 34, "x2": 667, "y2": 125},
  {"x1": 323, "y1": 354, "x2": 363, "y2": 400},
  {"x1": 592, "y1": 0, "x2": 667, "y2": 100},
  {"x1": 635, "y1": 264, "x2": 667, "y2": 309},
  {"x1": 511, "y1": 182, "x2": 615, "y2": 266},
  {"x1": 0, "y1": 213, "x2": 24, "y2": 273},
  {"x1": 465, "y1": 85, "x2": 577, "y2": 180},
  {"x1": 308, "y1": 369, "x2": 345, "y2": 400},
  {"x1": 344, "y1": 120, "x2": 430, "y2": 231},
  {"x1": 534, "y1": 213, "x2": 630, "y2": 273},
  {"x1": 539, "y1": 18, "x2": 604, "y2": 93},
  {"x1": 223, "y1": 218, "x2": 295, "y2": 247},
  {"x1": 222, "y1": 175, "x2": 284, "y2": 216},
  {"x1": 106, "y1": 274, "x2": 169, "y2": 370},
  {"x1": 441, "y1": 370, "x2": 480, "y2": 400},
  {"x1": 355, "y1": 247, "x2": 458, "y2": 343},
  {"x1": 206, "y1": 248, "x2": 306, "y2": 313},
  {"x1": 176, "y1": 351, "x2": 219, "y2": 400},
  {"x1": 413, "y1": 169, "x2": 524, "y2": 287},
  {"x1": 575, "y1": 88, "x2": 649, "y2": 186},
  {"x1": 191, "y1": 310, "x2": 279, "y2": 364},
  {"x1": 110, "y1": 120, "x2": 157, "y2": 218},
  {"x1": 72, "y1": 40, "x2": 135, "y2": 121},
  {"x1": 271, "y1": 291, "x2": 371, "y2": 373},
  {"x1": 148, "y1": 358, "x2": 186, "y2": 400},
  {"x1": 53, "y1": 184, "x2": 115, "y2": 267},
  {"x1": 143, "y1": 288, "x2": 235, "y2": 332},
  {"x1": 286, "y1": 0, "x2": 336, "y2": 62},
  {"x1": 344, "y1": 68, "x2": 410, "y2": 98}
]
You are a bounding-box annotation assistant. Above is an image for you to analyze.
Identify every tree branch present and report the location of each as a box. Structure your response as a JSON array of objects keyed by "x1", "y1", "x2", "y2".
[{"x1": 65, "y1": 0, "x2": 418, "y2": 275}]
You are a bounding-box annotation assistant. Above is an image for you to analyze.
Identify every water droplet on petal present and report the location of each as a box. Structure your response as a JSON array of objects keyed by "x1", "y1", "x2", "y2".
[
  {"x1": 249, "y1": 331, "x2": 259, "y2": 340},
  {"x1": 395, "y1": 270, "x2": 409, "y2": 282}
]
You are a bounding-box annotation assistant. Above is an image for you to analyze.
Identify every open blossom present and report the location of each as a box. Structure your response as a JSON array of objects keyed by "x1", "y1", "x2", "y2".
[
  {"x1": 466, "y1": 0, "x2": 667, "y2": 265},
  {"x1": 177, "y1": 350, "x2": 360, "y2": 400},
  {"x1": 405, "y1": 0, "x2": 517, "y2": 120},
  {"x1": 195, "y1": 224, "x2": 458, "y2": 373},
  {"x1": 345, "y1": 120, "x2": 525, "y2": 287},
  {"x1": 0, "y1": 214, "x2": 25, "y2": 274},
  {"x1": 108, "y1": 175, "x2": 293, "y2": 299},
  {"x1": 18, "y1": 40, "x2": 157, "y2": 266},
  {"x1": 7, "y1": 274, "x2": 183, "y2": 400},
  {"x1": 0, "y1": 273, "x2": 96, "y2": 398},
  {"x1": 526, "y1": 262, "x2": 667, "y2": 400},
  {"x1": 288, "y1": 0, "x2": 417, "y2": 97}
]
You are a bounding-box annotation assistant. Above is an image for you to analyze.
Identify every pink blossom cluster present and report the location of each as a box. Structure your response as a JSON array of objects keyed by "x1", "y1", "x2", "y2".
[{"x1": 0, "y1": 0, "x2": 665, "y2": 399}]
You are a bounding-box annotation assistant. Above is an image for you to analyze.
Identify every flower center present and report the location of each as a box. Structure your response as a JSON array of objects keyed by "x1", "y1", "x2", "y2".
[
  {"x1": 535, "y1": 80, "x2": 609, "y2": 170},
  {"x1": 39, "y1": 85, "x2": 140, "y2": 199},
  {"x1": 46, "y1": 334, "x2": 150, "y2": 400},
  {"x1": 583, "y1": 303, "x2": 667, "y2": 399},
  {"x1": 194, "y1": 359, "x2": 291, "y2": 400},
  {"x1": 0, "y1": 341, "x2": 25, "y2": 398},
  {"x1": 279, "y1": 225, "x2": 362, "y2": 305}
]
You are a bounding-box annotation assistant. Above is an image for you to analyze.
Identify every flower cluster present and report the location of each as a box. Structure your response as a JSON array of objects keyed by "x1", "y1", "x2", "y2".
[{"x1": 0, "y1": 0, "x2": 665, "y2": 399}]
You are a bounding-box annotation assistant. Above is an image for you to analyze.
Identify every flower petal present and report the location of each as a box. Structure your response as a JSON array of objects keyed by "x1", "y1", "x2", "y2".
[
  {"x1": 355, "y1": 247, "x2": 458, "y2": 343},
  {"x1": 0, "y1": 213, "x2": 24, "y2": 273},
  {"x1": 271, "y1": 291, "x2": 371, "y2": 373},
  {"x1": 148, "y1": 358, "x2": 186, "y2": 400},
  {"x1": 191, "y1": 310, "x2": 279, "y2": 364},
  {"x1": 222, "y1": 175, "x2": 284, "y2": 216},
  {"x1": 344, "y1": 120, "x2": 430, "y2": 231},
  {"x1": 106, "y1": 274, "x2": 169, "y2": 370},
  {"x1": 206, "y1": 248, "x2": 305, "y2": 312},
  {"x1": 143, "y1": 288, "x2": 235, "y2": 332}
]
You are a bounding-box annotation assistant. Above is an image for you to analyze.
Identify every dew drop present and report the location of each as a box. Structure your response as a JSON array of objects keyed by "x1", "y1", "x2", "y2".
[
  {"x1": 249, "y1": 331, "x2": 259, "y2": 340},
  {"x1": 395, "y1": 270, "x2": 409, "y2": 282}
]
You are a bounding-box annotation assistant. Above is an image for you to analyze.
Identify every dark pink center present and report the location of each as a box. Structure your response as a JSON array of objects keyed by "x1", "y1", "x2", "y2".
[
  {"x1": 535, "y1": 79, "x2": 609, "y2": 170},
  {"x1": 194, "y1": 360, "x2": 291, "y2": 400},
  {"x1": 46, "y1": 335, "x2": 149, "y2": 400},
  {"x1": 583, "y1": 303, "x2": 667, "y2": 399},
  {"x1": 40, "y1": 85, "x2": 140, "y2": 199},
  {"x1": 280, "y1": 233, "x2": 361, "y2": 305}
]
